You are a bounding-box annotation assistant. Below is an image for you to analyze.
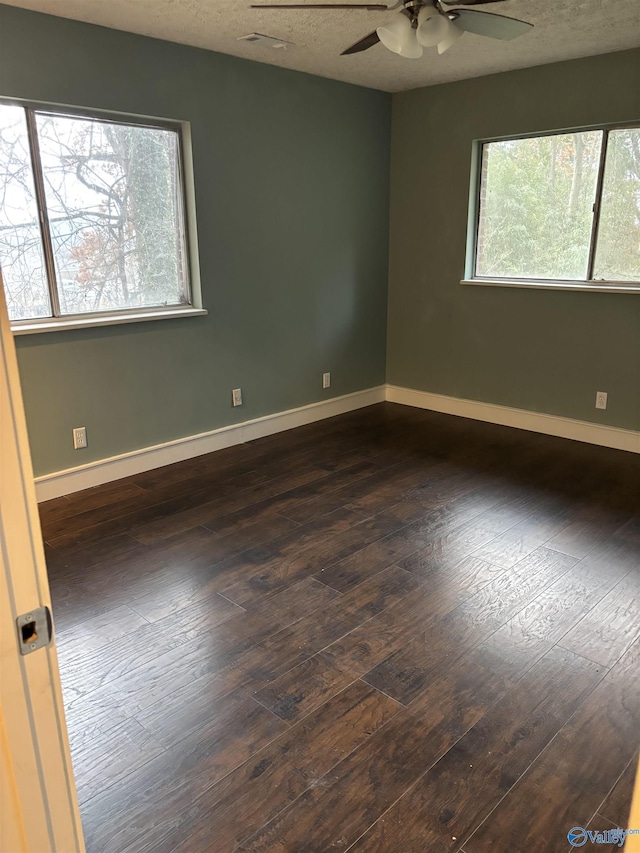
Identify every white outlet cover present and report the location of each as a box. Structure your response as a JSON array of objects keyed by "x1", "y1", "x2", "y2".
[
  {"x1": 595, "y1": 391, "x2": 608, "y2": 410},
  {"x1": 73, "y1": 427, "x2": 87, "y2": 449}
]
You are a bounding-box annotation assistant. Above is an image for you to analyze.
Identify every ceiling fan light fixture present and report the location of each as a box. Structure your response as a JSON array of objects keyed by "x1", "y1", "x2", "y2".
[
  {"x1": 437, "y1": 19, "x2": 463, "y2": 53},
  {"x1": 377, "y1": 14, "x2": 423, "y2": 59},
  {"x1": 416, "y1": 7, "x2": 450, "y2": 47},
  {"x1": 376, "y1": 15, "x2": 410, "y2": 53},
  {"x1": 398, "y1": 29, "x2": 423, "y2": 59}
]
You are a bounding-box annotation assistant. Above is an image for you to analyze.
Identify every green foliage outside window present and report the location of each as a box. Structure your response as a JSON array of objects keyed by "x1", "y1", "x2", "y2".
[{"x1": 476, "y1": 127, "x2": 640, "y2": 283}]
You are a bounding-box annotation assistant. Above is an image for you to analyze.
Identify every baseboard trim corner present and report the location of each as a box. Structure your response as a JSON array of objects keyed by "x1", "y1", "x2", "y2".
[
  {"x1": 386, "y1": 384, "x2": 640, "y2": 455},
  {"x1": 35, "y1": 383, "x2": 638, "y2": 502},
  {"x1": 35, "y1": 385, "x2": 386, "y2": 502}
]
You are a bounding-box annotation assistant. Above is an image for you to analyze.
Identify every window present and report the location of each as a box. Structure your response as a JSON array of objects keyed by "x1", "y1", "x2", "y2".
[
  {"x1": 0, "y1": 103, "x2": 199, "y2": 327},
  {"x1": 472, "y1": 126, "x2": 640, "y2": 288}
]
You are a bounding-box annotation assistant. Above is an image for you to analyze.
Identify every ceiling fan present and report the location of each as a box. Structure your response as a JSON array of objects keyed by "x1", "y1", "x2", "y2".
[{"x1": 249, "y1": 0, "x2": 533, "y2": 59}]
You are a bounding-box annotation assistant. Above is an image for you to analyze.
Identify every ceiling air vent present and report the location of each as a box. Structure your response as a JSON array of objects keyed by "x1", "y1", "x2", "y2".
[{"x1": 237, "y1": 33, "x2": 294, "y2": 50}]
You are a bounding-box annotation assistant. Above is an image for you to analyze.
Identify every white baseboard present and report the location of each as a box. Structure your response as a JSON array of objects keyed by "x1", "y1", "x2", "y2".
[
  {"x1": 386, "y1": 384, "x2": 640, "y2": 455},
  {"x1": 34, "y1": 386, "x2": 386, "y2": 502},
  {"x1": 35, "y1": 382, "x2": 639, "y2": 502}
]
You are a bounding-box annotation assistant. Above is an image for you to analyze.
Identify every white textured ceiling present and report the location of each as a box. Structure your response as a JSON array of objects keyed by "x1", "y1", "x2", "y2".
[{"x1": 3, "y1": 0, "x2": 640, "y2": 92}]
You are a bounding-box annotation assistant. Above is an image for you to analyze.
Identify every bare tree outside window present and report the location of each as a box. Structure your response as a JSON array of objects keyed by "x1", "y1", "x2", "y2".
[
  {"x1": 0, "y1": 104, "x2": 51, "y2": 320},
  {"x1": 0, "y1": 104, "x2": 191, "y2": 323}
]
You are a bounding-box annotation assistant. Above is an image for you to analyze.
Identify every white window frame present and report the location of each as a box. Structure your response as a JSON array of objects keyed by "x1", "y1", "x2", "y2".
[
  {"x1": 0, "y1": 98, "x2": 206, "y2": 334},
  {"x1": 461, "y1": 122, "x2": 640, "y2": 295}
]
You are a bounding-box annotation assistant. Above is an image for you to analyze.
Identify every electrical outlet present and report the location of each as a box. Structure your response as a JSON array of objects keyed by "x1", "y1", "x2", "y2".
[
  {"x1": 232, "y1": 388, "x2": 243, "y2": 407},
  {"x1": 595, "y1": 391, "x2": 608, "y2": 410},
  {"x1": 322, "y1": 372, "x2": 331, "y2": 389},
  {"x1": 73, "y1": 427, "x2": 87, "y2": 449}
]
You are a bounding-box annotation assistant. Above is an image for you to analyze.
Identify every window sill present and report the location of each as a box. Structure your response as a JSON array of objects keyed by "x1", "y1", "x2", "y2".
[
  {"x1": 11, "y1": 306, "x2": 208, "y2": 336},
  {"x1": 460, "y1": 279, "x2": 640, "y2": 294}
]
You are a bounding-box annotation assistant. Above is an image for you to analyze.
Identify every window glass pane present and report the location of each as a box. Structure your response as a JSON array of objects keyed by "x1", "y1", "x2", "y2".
[
  {"x1": 476, "y1": 131, "x2": 602, "y2": 280},
  {"x1": 593, "y1": 128, "x2": 640, "y2": 282},
  {"x1": 0, "y1": 104, "x2": 52, "y2": 321},
  {"x1": 36, "y1": 113, "x2": 189, "y2": 316}
]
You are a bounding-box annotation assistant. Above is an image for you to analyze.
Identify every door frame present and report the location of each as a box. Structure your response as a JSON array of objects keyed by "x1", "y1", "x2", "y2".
[{"x1": 0, "y1": 273, "x2": 84, "y2": 852}]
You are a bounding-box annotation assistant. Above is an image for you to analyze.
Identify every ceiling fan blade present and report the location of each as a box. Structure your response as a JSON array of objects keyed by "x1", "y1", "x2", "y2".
[
  {"x1": 250, "y1": 4, "x2": 388, "y2": 9},
  {"x1": 451, "y1": 8, "x2": 533, "y2": 40},
  {"x1": 341, "y1": 29, "x2": 380, "y2": 54}
]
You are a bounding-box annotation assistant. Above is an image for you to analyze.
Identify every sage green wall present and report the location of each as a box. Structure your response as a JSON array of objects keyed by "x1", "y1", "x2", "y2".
[
  {"x1": 387, "y1": 49, "x2": 640, "y2": 432},
  {"x1": 0, "y1": 4, "x2": 391, "y2": 476}
]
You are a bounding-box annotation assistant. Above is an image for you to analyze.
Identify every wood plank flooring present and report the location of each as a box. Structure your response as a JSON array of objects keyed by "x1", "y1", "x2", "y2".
[{"x1": 40, "y1": 402, "x2": 640, "y2": 853}]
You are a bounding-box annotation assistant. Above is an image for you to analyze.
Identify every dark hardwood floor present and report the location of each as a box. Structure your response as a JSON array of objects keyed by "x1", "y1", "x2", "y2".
[{"x1": 40, "y1": 402, "x2": 640, "y2": 853}]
